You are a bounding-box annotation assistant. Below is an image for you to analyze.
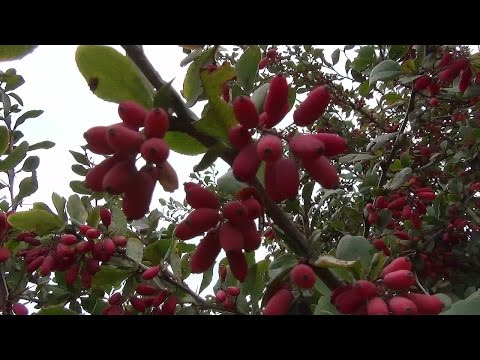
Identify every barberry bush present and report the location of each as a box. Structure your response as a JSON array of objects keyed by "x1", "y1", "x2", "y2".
[{"x1": 0, "y1": 44, "x2": 479, "y2": 315}]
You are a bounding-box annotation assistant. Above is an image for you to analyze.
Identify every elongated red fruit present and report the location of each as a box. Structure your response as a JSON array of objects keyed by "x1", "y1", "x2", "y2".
[
  {"x1": 259, "y1": 57, "x2": 269, "y2": 69},
  {"x1": 161, "y1": 295, "x2": 178, "y2": 315},
  {"x1": 100, "y1": 207, "x2": 111, "y2": 227},
  {"x1": 109, "y1": 292, "x2": 123, "y2": 306},
  {"x1": 144, "y1": 108, "x2": 169, "y2": 138},
  {"x1": 411, "y1": 212, "x2": 422, "y2": 229},
  {"x1": 142, "y1": 266, "x2": 160, "y2": 280},
  {"x1": 290, "y1": 264, "x2": 316, "y2": 289},
  {"x1": 102, "y1": 161, "x2": 137, "y2": 195},
  {"x1": 275, "y1": 158, "x2": 300, "y2": 199},
  {"x1": 257, "y1": 135, "x2": 283, "y2": 163},
  {"x1": 383, "y1": 269, "x2": 415, "y2": 290},
  {"x1": 459, "y1": 67, "x2": 472, "y2": 92},
  {"x1": 293, "y1": 86, "x2": 330, "y2": 126},
  {"x1": 353, "y1": 280, "x2": 379, "y2": 299},
  {"x1": 66, "y1": 262, "x2": 81, "y2": 285},
  {"x1": 242, "y1": 220, "x2": 261, "y2": 252},
  {"x1": 374, "y1": 196, "x2": 388, "y2": 209},
  {"x1": 0, "y1": 247, "x2": 11, "y2": 262},
  {"x1": 175, "y1": 208, "x2": 220, "y2": 240},
  {"x1": 85, "y1": 155, "x2": 124, "y2": 192},
  {"x1": 330, "y1": 285, "x2": 352, "y2": 304},
  {"x1": 228, "y1": 124, "x2": 252, "y2": 150},
  {"x1": 381, "y1": 257, "x2": 412, "y2": 277},
  {"x1": 81, "y1": 270, "x2": 92, "y2": 289},
  {"x1": 140, "y1": 138, "x2": 170, "y2": 164},
  {"x1": 60, "y1": 234, "x2": 77, "y2": 245},
  {"x1": 219, "y1": 221, "x2": 244, "y2": 251},
  {"x1": 302, "y1": 156, "x2": 339, "y2": 189},
  {"x1": 367, "y1": 297, "x2": 389, "y2": 315},
  {"x1": 27, "y1": 255, "x2": 45, "y2": 273},
  {"x1": 227, "y1": 286, "x2": 241, "y2": 297},
  {"x1": 223, "y1": 201, "x2": 248, "y2": 226},
  {"x1": 387, "y1": 197, "x2": 407, "y2": 210},
  {"x1": 40, "y1": 255, "x2": 56, "y2": 276},
  {"x1": 232, "y1": 142, "x2": 261, "y2": 182},
  {"x1": 152, "y1": 291, "x2": 168, "y2": 307},
  {"x1": 242, "y1": 197, "x2": 262, "y2": 220},
  {"x1": 112, "y1": 236, "x2": 128, "y2": 247},
  {"x1": 264, "y1": 74, "x2": 289, "y2": 117},
  {"x1": 233, "y1": 96, "x2": 260, "y2": 129},
  {"x1": 86, "y1": 258, "x2": 100, "y2": 275},
  {"x1": 312, "y1": 133, "x2": 348, "y2": 157},
  {"x1": 264, "y1": 161, "x2": 284, "y2": 202},
  {"x1": 103, "y1": 238, "x2": 117, "y2": 255},
  {"x1": 130, "y1": 296, "x2": 147, "y2": 313},
  {"x1": 84, "y1": 126, "x2": 114, "y2": 155},
  {"x1": 438, "y1": 52, "x2": 453, "y2": 68},
  {"x1": 185, "y1": 186, "x2": 220, "y2": 209},
  {"x1": 288, "y1": 134, "x2": 325, "y2": 159},
  {"x1": 388, "y1": 296, "x2": 418, "y2": 315},
  {"x1": 404, "y1": 293, "x2": 444, "y2": 314},
  {"x1": 263, "y1": 288, "x2": 293, "y2": 315},
  {"x1": 12, "y1": 302, "x2": 29, "y2": 315},
  {"x1": 413, "y1": 75, "x2": 432, "y2": 91},
  {"x1": 259, "y1": 103, "x2": 290, "y2": 128},
  {"x1": 122, "y1": 167, "x2": 157, "y2": 220},
  {"x1": 106, "y1": 124, "x2": 144, "y2": 154},
  {"x1": 417, "y1": 191, "x2": 435, "y2": 201},
  {"x1": 334, "y1": 289, "x2": 365, "y2": 314},
  {"x1": 216, "y1": 290, "x2": 227, "y2": 303},
  {"x1": 136, "y1": 284, "x2": 157, "y2": 296},
  {"x1": 226, "y1": 251, "x2": 248, "y2": 282},
  {"x1": 86, "y1": 228, "x2": 101, "y2": 240},
  {"x1": 373, "y1": 238, "x2": 391, "y2": 256},
  {"x1": 190, "y1": 230, "x2": 221, "y2": 273},
  {"x1": 75, "y1": 241, "x2": 93, "y2": 254},
  {"x1": 118, "y1": 100, "x2": 147, "y2": 128}
]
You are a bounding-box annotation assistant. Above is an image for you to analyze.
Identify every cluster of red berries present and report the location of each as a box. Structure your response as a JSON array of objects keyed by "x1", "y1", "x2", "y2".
[
  {"x1": 229, "y1": 74, "x2": 347, "y2": 199},
  {"x1": 259, "y1": 47, "x2": 279, "y2": 70},
  {"x1": 84, "y1": 100, "x2": 176, "y2": 220},
  {"x1": 174, "y1": 184, "x2": 263, "y2": 282},
  {"x1": 214, "y1": 269, "x2": 241, "y2": 311},
  {"x1": 331, "y1": 257, "x2": 444, "y2": 315},
  {"x1": 104, "y1": 286, "x2": 178, "y2": 315}
]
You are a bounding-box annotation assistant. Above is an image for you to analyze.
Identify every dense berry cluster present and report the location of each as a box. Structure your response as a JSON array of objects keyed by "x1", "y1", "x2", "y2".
[{"x1": 84, "y1": 101, "x2": 177, "y2": 220}]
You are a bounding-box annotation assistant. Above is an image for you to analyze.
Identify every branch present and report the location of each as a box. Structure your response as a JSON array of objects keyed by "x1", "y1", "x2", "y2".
[
  {"x1": 119, "y1": 252, "x2": 244, "y2": 315},
  {"x1": 123, "y1": 45, "x2": 341, "y2": 290}
]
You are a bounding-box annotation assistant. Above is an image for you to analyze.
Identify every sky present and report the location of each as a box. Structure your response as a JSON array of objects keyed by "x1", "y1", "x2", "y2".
[{"x1": 0, "y1": 45, "x2": 341, "y2": 303}]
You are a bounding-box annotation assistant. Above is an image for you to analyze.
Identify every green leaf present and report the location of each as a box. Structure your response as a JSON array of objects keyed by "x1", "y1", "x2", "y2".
[
  {"x1": 7, "y1": 209, "x2": 63, "y2": 235},
  {"x1": 358, "y1": 82, "x2": 372, "y2": 97},
  {"x1": 193, "y1": 147, "x2": 221, "y2": 172},
  {"x1": 314, "y1": 278, "x2": 332, "y2": 297},
  {"x1": 339, "y1": 153, "x2": 378, "y2": 164},
  {"x1": 367, "y1": 132, "x2": 397, "y2": 152},
  {"x1": 170, "y1": 249, "x2": 182, "y2": 280},
  {"x1": 314, "y1": 296, "x2": 338, "y2": 315},
  {"x1": 336, "y1": 235, "x2": 373, "y2": 268},
  {"x1": 109, "y1": 205, "x2": 128, "y2": 236},
  {"x1": 164, "y1": 131, "x2": 206, "y2": 156},
  {"x1": 177, "y1": 242, "x2": 196, "y2": 253},
  {"x1": 251, "y1": 83, "x2": 269, "y2": 113},
  {"x1": 69, "y1": 151, "x2": 89, "y2": 166},
  {"x1": 399, "y1": 74, "x2": 423, "y2": 85},
  {"x1": 71, "y1": 164, "x2": 89, "y2": 176},
  {"x1": 21, "y1": 156, "x2": 40, "y2": 172},
  {"x1": 376, "y1": 209, "x2": 392, "y2": 232},
  {"x1": 314, "y1": 255, "x2": 359, "y2": 269},
  {"x1": 126, "y1": 238, "x2": 144, "y2": 264},
  {"x1": 87, "y1": 206, "x2": 100, "y2": 228},
  {"x1": 384, "y1": 167, "x2": 412, "y2": 191},
  {"x1": 199, "y1": 263, "x2": 215, "y2": 294},
  {"x1": 182, "y1": 47, "x2": 217, "y2": 106},
  {"x1": 441, "y1": 290, "x2": 480, "y2": 315},
  {"x1": 388, "y1": 45, "x2": 409, "y2": 60},
  {"x1": 235, "y1": 46, "x2": 261, "y2": 93},
  {"x1": 268, "y1": 253, "x2": 298, "y2": 281},
  {"x1": 331, "y1": 49, "x2": 340, "y2": 65},
  {"x1": 0, "y1": 88, "x2": 11, "y2": 117},
  {"x1": 69, "y1": 180, "x2": 92, "y2": 195},
  {"x1": 14, "y1": 110, "x2": 43, "y2": 129},
  {"x1": 153, "y1": 80, "x2": 174, "y2": 110},
  {"x1": 0, "y1": 126, "x2": 9, "y2": 156},
  {"x1": 367, "y1": 251, "x2": 387, "y2": 281},
  {"x1": 91, "y1": 266, "x2": 131, "y2": 293},
  {"x1": 75, "y1": 45, "x2": 153, "y2": 108},
  {"x1": 4, "y1": 75, "x2": 25, "y2": 92},
  {"x1": 241, "y1": 259, "x2": 269, "y2": 309},
  {"x1": 217, "y1": 169, "x2": 247, "y2": 195},
  {"x1": 463, "y1": 85, "x2": 480, "y2": 99},
  {"x1": 389, "y1": 159, "x2": 403, "y2": 172},
  {"x1": 36, "y1": 305, "x2": 77, "y2": 315},
  {"x1": 144, "y1": 239, "x2": 171, "y2": 265},
  {"x1": 52, "y1": 192, "x2": 67, "y2": 221},
  {"x1": 0, "y1": 46, "x2": 37, "y2": 61},
  {"x1": 13, "y1": 174, "x2": 38, "y2": 207},
  {"x1": 0, "y1": 141, "x2": 28, "y2": 172},
  {"x1": 194, "y1": 63, "x2": 237, "y2": 142},
  {"x1": 369, "y1": 60, "x2": 403, "y2": 85},
  {"x1": 67, "y1": 194, "x2": 88, "y2": 224},
  {"x1": 28, "y1": 141, "x2": 55, "y2": 151}
]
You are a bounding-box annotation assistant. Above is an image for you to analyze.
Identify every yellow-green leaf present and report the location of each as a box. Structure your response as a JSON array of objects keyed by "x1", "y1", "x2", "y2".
[
  {"x1": 0, "y1": 46, "x2": 37, "y2": 61},
  {"x1": 7, "y1": 209, "x2": 64, "y2": 235}
]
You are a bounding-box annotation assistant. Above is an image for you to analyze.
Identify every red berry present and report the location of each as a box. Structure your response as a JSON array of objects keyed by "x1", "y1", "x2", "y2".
[
  {"x1": 118, "y1": 101, "x2": 147, "y2": 128},
  {"x1": 381, "y1": 257, "x2": 412, "y2": 276},
  {"x1": 161, "y1": 295, "x2": 178, "y2": 315},
  {"x1": 373, "y1": 238, "x2": 391, "y2": 256},
  {"x1": 86, "y1": 258, "x2": 100, "y2": 275},
  {"x1": 112, "y1": 236, "x2": 128, "y2": 247},
  {"x1": 109, "y1": 292, "x2": 123, "y2": 306},
  {"x1": 100, "y1": 207, "x2": 112, "y2": 227},
  {"x1": 259, "y1": 104, "x2": 290, "y2": 128},
  {"x1": 387, "y1": 197, "x2": 407, "y2": 210},
  {"x1": 215, "y1": 290, "x2": 227, "y2": 303},
  {"x1": 367, "y1": 297, "x2": 389, "y2": 315},
  {"x1": 394, "y1": 231, "x2": 410, "y2": 240},
  {"x1": 374, "y1": 196, "x2": 388, "y2": 209},
  {"x1": 264, "y1": 74, "x2": 289, "y2": 117},
  {"x1": 334, "y1": 289, "x2": 365, "y2": 314},
  {"x1": 293, "y1": 86, "x2": 331, "y2": 127},
  {"x1": 140, "y1": 138, "x2": 170, "y2": 164},
  {"x1": 459, "y1": 67, "x2": 472, "y2": 92},
  {"x1": 388, "y1": 296, "x2": 418, "y2": 315},
  {"x1": 27, "y1": 256, "x2": 45, "y2": 273},
  {"x1": 85, "y1": 228, "x2": 101, "y2": 240},
  {"x1": 81, "y1": 270, "x2": 92, "y2": 289},
  {"x1": 175, "y1": 209, "x2": 220, "y2": 240},
  {"x1": 190, "y1": 230, "x2": 221, "y2": 273},
  {"x1": 257, "y1": 135, "x2": 283, "y2": 163},
  {"x1": 302, "y1": 156, "x2": 339, "y2": 189},
  {"x1": 60, "y1": 234, "x2": 77, "y2": 245},
  {"x1": 223, "y1": 201, "x2": 248, "y2": 226},
  {"x1": 383, "y1": 269, "x2": 416, "y2": 290},
  {"x1": 106, "y1": 124, "x2": 144, "y2": 154},
  {"x1": 122, "y1": 166, "x2": 157, "y2": 220},
  {"x1": 438, "y1": 52, "x2": 453, "y2": 68},
  {"x1": 142, "y1": 266, "x2": 160, "y2": 280},
  {"x1": 404, "y1": 293, "x2": 444, "y2": 315},
  {"x1": 40, "y1": 255, "x2": 55, "y2": 276},
  {"x1": 185, "y1": 186, "x2": 220, "y2": 209},
  {"x1": 226, "y1": 251, "x2": 248, "y2": 282},
  {"x1": 144, "y1": 108, "x2": 169, "y2": 139},
  {"x1": 330, "y1": 285, "x2": 352, "y2": 304},
  {"x1": 233, "y1": 96, "x2": 260, "y2": 129},
  {"x1": 417, "y1": 191, "x2": 435, "y2": 201},
  {"x1": 66, "y1": 262, "x2": 81, "y2": 285},
  {"x1": 228, "y1": 124, "x2": 253, "y2": 150},
  {"x1": 275, "y1": 158, "x2": 300, "y2": 200},
  {"x1": 368, "y1": 212, "x2": 379, "y2": 224},
  {"x1": 85, "y1": 154, "x2": 125, "y2": 192},
  {"x1": 152, "y1": 291, "x2": 168, "y2": 307},
  {"x1": 413, "y1": 75, "x2": 432, "y2": 91},
  {"x1": 263, "y1": 288, "x2": 293, "y2": 315},
  {"x1": 226, "y1": 286, "x2": 241, "y2": 297},
  {"x1": 264, "y1": 161, "x2": 284, "y2": 202},
  {"x1": 259, "y1": 57, "x2": 269, "y2": 69},
  {"x1": 232, "y1": 142, "x2": 261, "y2": 182},
  {"x1": 84, "y1": 126, "x2": 114, "y2": 155},
  {"x1": 288, "y1": 134, "x2": 325, "y2": 159},
  {"x1": 12, "y1": 302, "x2": 28, "y2": 315},
  {"x1": 0, "y1": 247, "x2": 11, "y2": 262},
  {"x1": 219, "y1": 264, "x2": 227, "y2": 282},
  {"x1": 242, "y1": 220, "x2": 262, "y2": 252},
  {"x1": 290, "y1": 264, "x2": 316, "y2": 289},
  {"x1": 353, "y1": 280, "x2": 378, "y2": 299},
  {"x1": 242, "y1": 197, "x2": 262, "y2": 220},
  {"x1": 429, "y1": 98, "x2": 439, "y2": 107},
  {"x1": 266, "y1": 48, "x2": 277, "y2": 59},
  {"x1": 130, "y1": 296, "x2": 147, "y2": 313},
  {"x1": 136, "y1": 284, "x2": 157, "y2": 296},
  {"x1": 75, "y1": 241, "x2": 93, "y2": 254},
  {"x1": 219, "y1": 221, "x2": 244, "y2": 252},
  {"x1": 311, "y1": 133, "x2": 348, "y2": 157}
]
